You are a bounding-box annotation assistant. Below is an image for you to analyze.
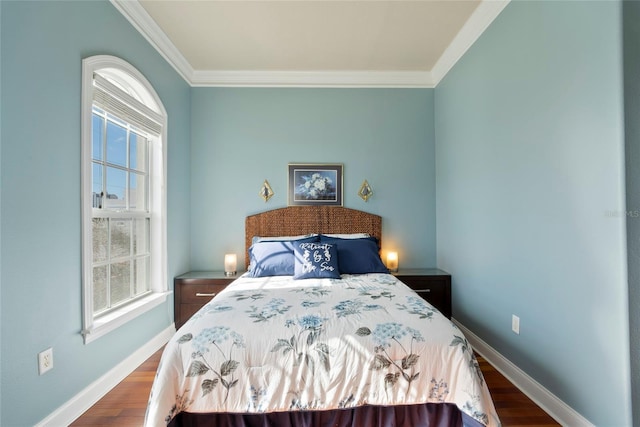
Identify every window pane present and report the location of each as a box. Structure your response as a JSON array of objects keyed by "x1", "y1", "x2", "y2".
[
  {"x1": 92, "y1": 218, "x2": 108, "y2": 263},
  {"x1": 93, "y1": 265, "x2": 108, "y2": 313},
  {"x1": 92, "y1": 114, "x2": 104, "y2": 161},
  {"x1": 133, "y1": 257, "x2": 149, "y2": 295},
  {"x1": 129, "y1": 173, "x2": 147, "y2": 211},
  {"x1": 106, "y1": 121, "x2": 127, "y2": 167},
  {"x1": 133, "y1": 218, "x2": 149, "y2": 255},
  {"x1": 130, "y1": 133, "x2": 148, "y2": 172},
  {"x1": 105, "y1": 166, "x2": 126, "y2": 210},
  {"x1": 110, "y1": 219, "x2": 131, "y2": 259},
  {"x1": 92, "y1": 163, "x2": 103, "y2": 208},
  {"x1": 110, "y1": 261, "x2": 131, "y2": 306}
]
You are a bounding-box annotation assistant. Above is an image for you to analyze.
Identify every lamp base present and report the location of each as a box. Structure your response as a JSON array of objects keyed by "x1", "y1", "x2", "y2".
[{"x1": 225, "y1": 271, "x2": 237, "y2": 277}]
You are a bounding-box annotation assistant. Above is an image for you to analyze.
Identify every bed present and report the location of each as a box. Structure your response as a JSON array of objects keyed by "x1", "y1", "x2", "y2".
[{"x1": 145, "y1": 206, "x2": 500, "y2": 427}]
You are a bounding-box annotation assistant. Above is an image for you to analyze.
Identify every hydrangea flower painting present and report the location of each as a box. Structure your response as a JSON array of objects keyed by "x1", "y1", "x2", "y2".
[
  {"x1": 288, "y1": 164, "x2": 343, "y2": 206},
  {"x1": 298, "y1": 173, "x2": 335, "y2": 199}
]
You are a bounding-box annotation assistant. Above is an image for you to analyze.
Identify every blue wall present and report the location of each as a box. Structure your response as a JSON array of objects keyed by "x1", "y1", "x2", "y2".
[
  {"x1": 0, "y1": 1, "x2": 191, "y2": 425},
  {"x1": 624, "y1": 1, "x2": 640, "y2": 424},
  {"x1": 190, "y1": 88, "x2": 436, "y2": 270},
  {"x1": 435, "y1": 1, "x2": 630, "y2": 425},
  {"x1": 0, "y1": 0, "x2": 636, "y2": 425}
]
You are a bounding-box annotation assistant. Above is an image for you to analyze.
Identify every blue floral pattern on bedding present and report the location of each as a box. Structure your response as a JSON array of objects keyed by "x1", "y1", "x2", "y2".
[{"x1": 145, "y1": 274, "x2": 501, "y2": 427}]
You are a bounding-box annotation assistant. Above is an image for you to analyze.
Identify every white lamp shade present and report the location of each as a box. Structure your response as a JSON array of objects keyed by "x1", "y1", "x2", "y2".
[
  {"x1": 387, "y1": 252, "x2": 398, "y2": 271},
  {"x1": 224, "y1": 253, "x2": 237, "y2": 274}
]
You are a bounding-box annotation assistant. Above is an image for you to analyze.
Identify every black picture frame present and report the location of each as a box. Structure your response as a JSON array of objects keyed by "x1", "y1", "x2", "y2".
[{"x1": 288, "y1": 163, "x2": 343, "y2": 206}]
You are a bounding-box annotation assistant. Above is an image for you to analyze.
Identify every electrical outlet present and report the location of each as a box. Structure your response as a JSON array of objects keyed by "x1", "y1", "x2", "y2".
[
  {"x1": 512, "y1": 315, "x2": 520, "y2": 335},
  {"x1": 38, "y1": 348, "x2": 53, "y2": 375}
]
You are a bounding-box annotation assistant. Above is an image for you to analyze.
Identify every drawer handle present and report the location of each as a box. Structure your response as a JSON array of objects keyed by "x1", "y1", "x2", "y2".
[
  {"x1": 195, "y1": 292, "x2": 217, "y2": 297},
  {"x1": 414, "y1": 289, "x2": 431, "y2": 293}
]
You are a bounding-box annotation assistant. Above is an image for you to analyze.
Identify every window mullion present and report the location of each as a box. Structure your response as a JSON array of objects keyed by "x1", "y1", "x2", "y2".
[
  {"x1": 106, "y1": 218, "x2": 112, "y2": 312},
  {"x1": 92, "y1": 210, "x2": 149, "y2": 219},
  {"x1": 101, "y1": 115, "x2": 107, "y2": 208},
  {"x1": 143, "y1": 161, "x2": 150, "y2": 213},
  {"x1": 126, "y1": 126, "x2": 130, "y2": 211},
  {"x1": 129, "y1": 219, "x2": 135, "y2": 299}
]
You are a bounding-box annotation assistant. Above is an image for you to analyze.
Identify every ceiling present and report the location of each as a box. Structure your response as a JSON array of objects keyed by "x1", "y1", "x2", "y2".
[{"x1": 112, "y1": 0, "x2": 509, "y2": 87}]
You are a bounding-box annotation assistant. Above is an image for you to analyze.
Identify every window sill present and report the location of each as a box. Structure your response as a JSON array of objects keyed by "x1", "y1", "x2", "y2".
[{"x1": 82, "y1": 291, "x2": 171, "y2": 344}]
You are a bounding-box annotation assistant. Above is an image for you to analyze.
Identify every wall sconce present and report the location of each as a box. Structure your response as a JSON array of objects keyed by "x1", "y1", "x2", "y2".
[
  {"x1": 386, "y1": 251, "x2": 398, "y2": 272},
  {"x1": 259, "y1": 180, "x2": 274, "y2": 202},
  {"x1": 358, "y1": 180, "x2": 373, "y2": 202},
  {"x1": 224, "y1": 253, "x2": 237, "y2": 276}
]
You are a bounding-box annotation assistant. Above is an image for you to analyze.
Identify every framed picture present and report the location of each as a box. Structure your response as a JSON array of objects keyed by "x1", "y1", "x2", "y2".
[{"x1": 288, "y1": 163, "x2": 343, "y2": 206}]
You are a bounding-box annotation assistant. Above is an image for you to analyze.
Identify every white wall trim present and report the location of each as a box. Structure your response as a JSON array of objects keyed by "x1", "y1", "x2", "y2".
[
  {"x1": 431, "y1": 0, "x2": 510, "y2": 85},
  {"x1": 191, "y1": 70, "x2": 435, "y2": 88},
  {"x1": 82, "y1": 292, "x2": 170, "y2": 344},
  {"x1": 35, "y1": 325, "x2": 175, "y2": 427},
  {"x1": 453, "y1": 319, "x2": 595, "y2": 427},
  {"x1": 111, "y1": 0, "x2": 508, "y2": 88},
  {"x1": 109, "y1": 0, "x2": 193, "y2": 83}
]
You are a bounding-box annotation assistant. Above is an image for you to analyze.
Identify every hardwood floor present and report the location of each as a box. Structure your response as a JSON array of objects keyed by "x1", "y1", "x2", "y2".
[
  {"x1": 477, "y1": 355, "x2": 560, "y2": 427},
  {"x1": 71, "y1": 349, "x2": 560, "y2": 427},
  {"x1": 70, "y1": 349, "x2": 161, "y2": 427}
]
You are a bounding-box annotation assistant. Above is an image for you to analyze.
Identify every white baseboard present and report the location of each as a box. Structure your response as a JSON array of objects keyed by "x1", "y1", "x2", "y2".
[
  {"x1": 35, "y1": 324, "x2": 175, "y2": 427},
  {"x1": 453, "y1": 319, "x2": 594, "y2": 427}
]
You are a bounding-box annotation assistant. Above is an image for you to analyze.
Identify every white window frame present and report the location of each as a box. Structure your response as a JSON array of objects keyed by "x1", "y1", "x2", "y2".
[{"x1": 81, "y1": 55, "x2": 169, "y2": 344}]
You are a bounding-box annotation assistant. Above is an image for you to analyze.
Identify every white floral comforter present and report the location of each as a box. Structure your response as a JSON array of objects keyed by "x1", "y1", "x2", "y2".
[{"x1": 145, "y1": 273, "x2": 500, "y2": 426}]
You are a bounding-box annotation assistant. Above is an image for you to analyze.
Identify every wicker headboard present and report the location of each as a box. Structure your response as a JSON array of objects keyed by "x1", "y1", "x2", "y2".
[{"x1": 245, "y1": 206, "x2": 382, "y2": 268}]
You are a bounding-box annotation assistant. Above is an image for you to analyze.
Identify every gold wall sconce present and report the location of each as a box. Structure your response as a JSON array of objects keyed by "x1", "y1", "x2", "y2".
[
  {"x1": 358, "y1": 180, "x2": 373, "y2": 202},
  {"x1": 260, "y1": 180, "x2": 274, "y2": 202}
]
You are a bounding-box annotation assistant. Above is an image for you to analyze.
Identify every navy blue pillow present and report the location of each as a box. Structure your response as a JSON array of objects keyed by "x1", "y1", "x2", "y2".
[
  {"x1": 248, "y1": 236, "x2": 318, "y2": 277},
  {"x1": 293, "y1": 242, "x2": 340, "y2": 279},
  {"x1": 319, "y1": 235, "x2": 389, "y2": 274}
]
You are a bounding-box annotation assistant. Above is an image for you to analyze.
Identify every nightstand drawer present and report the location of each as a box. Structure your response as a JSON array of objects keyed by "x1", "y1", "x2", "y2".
[
  {"x1": 174, "y1": 272, "x2": 238, "y2": 329},
  {"x1": 180, "y1": 283, "x2": 228, "y2": 304},
  {"x1": 393, "y1": 269, "x2": 452, "y2": 319},
  {"x1": 409, "y1": 283, "x2": 446, "y2": 308}
]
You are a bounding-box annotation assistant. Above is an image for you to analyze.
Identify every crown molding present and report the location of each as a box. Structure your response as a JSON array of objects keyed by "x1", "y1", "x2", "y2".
[
  {"x1": 110, "y1": 0, "x2": 194, "y2": 83},
  {"x1": 112, "y1": 0, "x2": 509, "y2": 88},
  {"x1": 431, "y1": 0, "x2": 510, "y2": 84},
  {"x1": 191, "y1": 70, "x2": 435, "y2": 88}
]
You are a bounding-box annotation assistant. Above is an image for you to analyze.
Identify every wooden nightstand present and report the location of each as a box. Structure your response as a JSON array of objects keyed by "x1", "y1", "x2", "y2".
[
  {"x1": 393, "y1": 269, "x2": 452, "y2": 319},
  {"x1": 174, "y1": 271, "x2": 240, "y2": 329}
]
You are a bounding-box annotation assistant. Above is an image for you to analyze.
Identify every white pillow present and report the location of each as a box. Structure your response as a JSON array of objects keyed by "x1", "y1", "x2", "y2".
[
  {"x1": 252, "y1": 234, "x2": 317, "y2": 244},
  {"x1": 321, "y1": 233, "x2": 371, "y2": 239}
]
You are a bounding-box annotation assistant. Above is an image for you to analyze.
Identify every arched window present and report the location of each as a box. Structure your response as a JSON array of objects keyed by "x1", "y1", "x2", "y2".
[{"x1": 81, "y1": 55, "x2": 168, "y2": 344}]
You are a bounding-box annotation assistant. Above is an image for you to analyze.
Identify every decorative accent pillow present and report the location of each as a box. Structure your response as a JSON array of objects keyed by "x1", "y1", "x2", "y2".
[
  {"x1": 319, "y1": 236, "x2": 389, "y2": 274},
  {"x1": 248, "y1": 236, "x2": 318, "y2": 277},
  {"x1": 293, "y1": 242, "x2": 340, "y2": 279}
]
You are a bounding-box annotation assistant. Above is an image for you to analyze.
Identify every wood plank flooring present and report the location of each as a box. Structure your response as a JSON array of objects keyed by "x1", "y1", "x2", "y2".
[
  {"x1": 70, "y1": 349, "x2": 162, "y2": 427},
  {"x1": 477, "y1": 355, "x2": 560, "y2": 426},
  {"x1": 71, "y1": 349, "x2": 560, "y2": 427}
]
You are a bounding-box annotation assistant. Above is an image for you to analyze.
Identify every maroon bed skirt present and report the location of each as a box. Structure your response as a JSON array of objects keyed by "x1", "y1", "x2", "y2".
[{"x1": 168, "y1": 403, "x2": 484, "y2": 427}]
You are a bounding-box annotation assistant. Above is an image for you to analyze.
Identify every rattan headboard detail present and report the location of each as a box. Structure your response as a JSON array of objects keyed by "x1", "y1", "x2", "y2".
[{"x1": 245, "y1": 206, "x2": 382, "y2": 268}]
